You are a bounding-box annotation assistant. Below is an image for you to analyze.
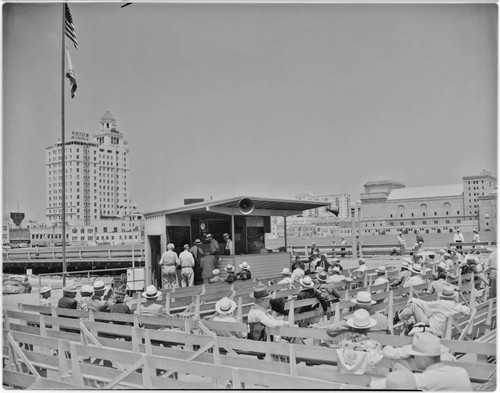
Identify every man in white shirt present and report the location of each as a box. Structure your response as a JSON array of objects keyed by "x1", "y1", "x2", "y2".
[
  {"x1": 453, "y1": 228, "x2": 465, "y2": 250},
  {"x1": 159, "y1": 243, "x2": 180, "y2": 289},
  {"x1": 223, "y1": 233, "x2": 233, "y2": 256},
  {"x1": 394, "y1": 286, "x2": 470, "y2": 337},
  {"x1": 179, "y1": 244, "x2": 195, "y2": 287},
  {"x1": 397, "y1": 231, "x2": 406, "y2": 256}
]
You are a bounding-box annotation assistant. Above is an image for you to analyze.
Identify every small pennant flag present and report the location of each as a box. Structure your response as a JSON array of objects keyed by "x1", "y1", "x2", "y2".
[
  {"x1": 65, "y1": 3, "x2": 78, "y2": 50},
  {"x1": 66, "y1": 49, "x2": 77, "y2": 98}
]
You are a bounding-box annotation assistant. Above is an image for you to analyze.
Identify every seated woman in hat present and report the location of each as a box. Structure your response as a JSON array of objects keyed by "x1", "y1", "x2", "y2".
[
  {"x1": 296, "y1": 276, "x2": 329, "y2": 327},
  {"x1": 224, "y1": 264, "x2": 237, "y2": 283},
  {"x1": 108, "y1": 285, "x2": 132, "y2": 314},
  {"x1": 247, "y1": 286, "x2": 289, "y2": 341}
]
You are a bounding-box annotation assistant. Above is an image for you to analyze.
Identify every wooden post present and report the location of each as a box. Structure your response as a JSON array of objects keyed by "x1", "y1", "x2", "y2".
[
  {"x1": 444, "y1": 316, "x2": 453, "y2": 340},
  {"x1": 236, "y1": 297, "x2": 243, "y2": 323},
  {"x1": 387, "y1": 290, "x2": 394, "y2": 335},
  {"x1": 70, "y1": 342, "x2": 84, "y2": 386},
  {"x1": 485, "y1": 298, "x2": 493, "y2": 333},
  {"x1": 288, "y1": 300, "x2": 295, "y2": 326},
  {"x1": 289, "y1": 345, "x2": 298, "y2": 376},
  {"x1": 165, "y1": 292, "x2": 171, "y2": 313},
  {"x1": 194, "y1": 295, "x2": 201, "y2": 320}
]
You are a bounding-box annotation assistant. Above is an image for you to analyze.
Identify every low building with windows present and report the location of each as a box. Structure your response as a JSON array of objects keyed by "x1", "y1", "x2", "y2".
[{"x1": 357, "y1": 170, "x2": 496, "y2": 238}]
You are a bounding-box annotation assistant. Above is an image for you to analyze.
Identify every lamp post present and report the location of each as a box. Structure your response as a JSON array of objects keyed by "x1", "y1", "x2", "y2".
[
  {"x1": 349, "y1": 202, "x2": 357, "y2": 259},
  {"x1": 119, "y1": 202, "x2": 137, "y2": 290},
  {"x1": 356, "y1": 200, "x2": 362, "y2": 258}
]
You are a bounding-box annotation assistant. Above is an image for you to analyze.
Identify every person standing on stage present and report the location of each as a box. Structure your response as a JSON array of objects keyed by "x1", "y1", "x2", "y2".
[
  {"x1": 223, "y1": 233, "x2": 233, "y2": 256},
  {"x1": 179, "y1": 244, "x2": 195, "y2": 287},
  {"x1": 251, "y1": 235, "x2": 266, "y2": 254},
  {"x1": 159, "y1": 243, "x2": 180, "y2": 289},
  {"x1": 206, "y1": 233, "x2": 220, "y2": 255},
  {"x1": 190, "y1": 239, "x2": 204, "y2": 285}
]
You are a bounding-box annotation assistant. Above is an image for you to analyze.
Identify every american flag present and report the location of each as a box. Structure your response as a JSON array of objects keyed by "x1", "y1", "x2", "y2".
[{"x1": 65, "y1": 3, "x2": 78, "y2": 50}]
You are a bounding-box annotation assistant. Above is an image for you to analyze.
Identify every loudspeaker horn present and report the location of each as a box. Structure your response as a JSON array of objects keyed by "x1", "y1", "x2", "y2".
[
  {"x1": 326, "y1": 206, "x2": 340, "y2": 217},
  {"x1": 238, "y1": 198, "x2": 255, "y2": 215}
]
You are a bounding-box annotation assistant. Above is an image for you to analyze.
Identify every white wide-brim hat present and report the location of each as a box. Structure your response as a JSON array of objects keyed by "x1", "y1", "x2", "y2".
[
  {"x1": 239, "y1": 261, "x2": 250, "y2": 270},
  {"x1": 406, "y1": 332, "x2": 441, "y2": 356},
  {"x1": 215, "y1": 297, "x2": 237, "y2": 314},
  {"x1": 299, "y1": 276, "x2": 315, "y2": 288},
  {"x1": 409, "y1": 264, "x2": 423, "y2": 274},
  {"x1": 142, "y1": 285, "x2": 160, "y2": 299},
  {"x1": 351, "y1": 291, "x2": 376, "y2": 305},
  {"x1": 346, "y1": 309, "x2": 377, "y2": 329}
]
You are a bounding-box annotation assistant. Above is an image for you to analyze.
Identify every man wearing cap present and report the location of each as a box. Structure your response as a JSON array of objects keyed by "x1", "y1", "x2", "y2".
[
  {"x1": 403, "y1": 263, "x2": 426, "y2": 288},
  {"x1": 397, "y1": 230, "x2": 406, "y2": 256},
  {"x1": 87, "y1": 280, "x2": 110, "y2": 312},
  {"x1": 57, "y1": 285, "x2": 78, "y2": 309},
  {"x1": 209, "y1": 269, "x2": 225, "y2": 284},
  {"x1": 394, "y1": 286, "x2": 470, "y2": 337},
  {"x1": 205, "y1": 234, "x2": 220, "y2": 255},
  {"x1": 190, "y1": 239, "x2": 205, "y2": 285},
  {"x1": 390, "y1": 259, "x2": 412, "y2": 288},
  {"x1": 223, "y1": 233, "x2": 233, "y2": 256},
  {"x1": 39, "y1": 287, "x2": 53, "y2": 307},
  {"x1": 108, "y1": 285, "x2": 132, "y2": 314},
  {"x1": 179, "y1": 244, "x2": 195, "y2": 287},
  {"x1": 387, "y1": 332, "x2": 472, "y2": 390},
  {"x1": 324, "y1": 291, "x2": 389, "y2": 338},
  {"x1": 453, "y1": 228, "x2": 465, "y2": 250},
  {"x1": 277, "y1": 267, "x2": 294, "y2": 285},
  {"x1": 372, "y1": 266, "x2": 389, "y2": 287},
  {"x1": 247, "y1": 286, "x2": 289, "y2": 341},
  {"x1": 159, "y1": 243, "x2": 180, "y2": 289},
  {"x1": 237, "y1": 261, "x2": 252, "y2": 281}
]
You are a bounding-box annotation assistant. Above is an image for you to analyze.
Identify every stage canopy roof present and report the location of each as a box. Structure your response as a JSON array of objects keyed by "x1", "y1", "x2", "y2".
[{"x1": 145, "y1": 196, "x2": 332, "y2": 218}]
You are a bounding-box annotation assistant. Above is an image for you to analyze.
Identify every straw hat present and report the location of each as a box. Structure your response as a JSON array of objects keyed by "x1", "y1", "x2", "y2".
[
  {"x1": 400, "y1": 260, "x2": 410, "y2": 269},
  {"x1": 437, "y1": 262, "x2": 448, "y2": 271},
  {"x1": 63, "y1": 284, "x2": 77, "y2": 293},
  {"x1": 409, "y1": 264, "x2": 423, "y2": 275},
  {"x1": 239, "y1": 261, "x2": 250, "y2": 270},
  {"x1": 215, "y1": 297, "x2": 237, "y2": 315},
  {"x1": 81, "y1": 285, "x2": 93, "y2": 294},
  {"x1": 40, "y1": 286, "x2": 51, "y2": 294},
  {"x1": 407, "y1": 332, "x2": 441, "y2": 356},
  {"x1": 438, "y1": 286, "x2": 457, "y2": 300},
  {"x1": 299, "y1": 276, "x2": 315, "y2": 288},
  {"x1": 93, "y1": 280, "x2": 105, "y2": 291},
  {"x1": 142, "y1": 285, "x2": 160, "y2": 299},
  {"x1": 332, "y1": 266, "x2": 341, "y2": 274},
  {"x1": 351, "y1": 291, "x2": 376, "y2": 306},
  {"x1": 206, "y1": 233, "x2": 213, "y2": 238},
  {"x1": 194, "y1": 239, "x2": 202, "y2": 245},
  {"x1": 223, "y1": 233, "x2": 230, "y2": 238},
  {"x1": 376, "y1": 266, "x2": 386, "y2": 274},
  {"x1": 317, "y1": 272, "x2": 328, "y2": 283},
  {"x1": 281, "y1": 267, "x2": 292, "y2": 275},
  {"x1": 346, "y1": 309, "x2": 377, "y2": 330},
  {"x1": 212, "y1": 269, "x2": 220, "y2": 276},
  {"x1": 224, "y1": 264, "x2": 235, "y2": 272}
]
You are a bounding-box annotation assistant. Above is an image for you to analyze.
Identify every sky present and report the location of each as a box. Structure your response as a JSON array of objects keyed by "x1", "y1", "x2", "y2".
[{"x1": 2, "y1": 2, "x2": 498, "y2": 221}]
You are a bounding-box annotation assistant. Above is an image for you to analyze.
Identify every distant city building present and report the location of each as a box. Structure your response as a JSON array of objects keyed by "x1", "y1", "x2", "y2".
[
  {"x1": 3, "y1": 216, "x2": 10, "y2": 245},
  {"x1": 38, "y1": 111, "x2": 144, "y2": 246},
  {"x1": 356, "y1": 170, "x2": 497, "y2": 237},
  {"x1": 269, "y1": 191, "x2": 352, "y2": 238}
]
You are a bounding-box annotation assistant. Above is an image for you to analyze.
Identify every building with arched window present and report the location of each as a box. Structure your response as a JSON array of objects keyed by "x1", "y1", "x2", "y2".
[{"x1": 358, "y1": 171, "x2": 497, "y2": 236}]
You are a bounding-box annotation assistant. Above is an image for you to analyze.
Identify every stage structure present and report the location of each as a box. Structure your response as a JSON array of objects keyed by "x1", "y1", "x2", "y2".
[{"x1": 143, "y1": 196, "x2": 331, "y2": 287}]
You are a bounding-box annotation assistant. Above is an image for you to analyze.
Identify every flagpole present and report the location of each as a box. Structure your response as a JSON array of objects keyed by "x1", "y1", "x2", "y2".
[{"x1": 61, "y1": 3, "x2": 67, "y2": 287}]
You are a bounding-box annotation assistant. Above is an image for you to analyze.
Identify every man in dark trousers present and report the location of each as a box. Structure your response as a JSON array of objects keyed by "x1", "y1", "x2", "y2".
[{"x1": 190, "y1": 239, "x2": 204, "y2": 285}]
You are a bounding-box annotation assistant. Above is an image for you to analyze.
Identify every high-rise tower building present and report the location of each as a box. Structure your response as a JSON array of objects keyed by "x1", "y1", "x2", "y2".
[{"x1": 45, "y1": 111, "x2": 131, "y2": 226}]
